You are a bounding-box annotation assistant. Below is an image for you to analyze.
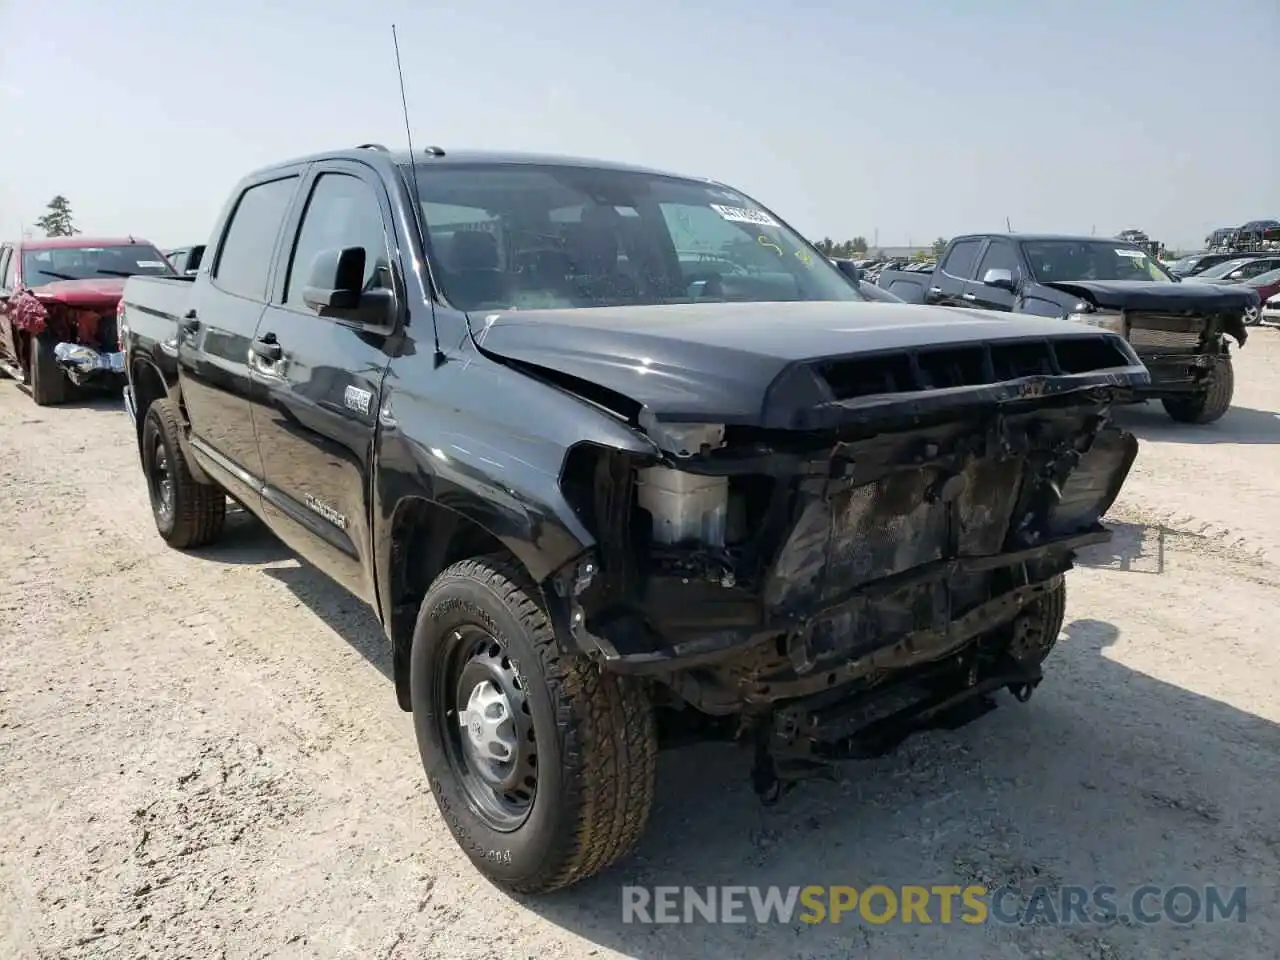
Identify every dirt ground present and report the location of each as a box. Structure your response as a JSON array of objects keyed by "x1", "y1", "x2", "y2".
[{"x1": 2, "y1": 332, "x2": 1278, "y2": 960}]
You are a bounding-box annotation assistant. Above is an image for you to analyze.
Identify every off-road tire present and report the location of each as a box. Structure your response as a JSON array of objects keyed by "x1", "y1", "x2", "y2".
[
  {"x1": 411, "y1": 556, "x2": 657, "y2": 894},
  {"x1": 30, "y1": 334, "x2": 74, "y2": 406},
  {"x1": 141, "y1": 398, "x2": 226, "y2": 548},
  {"x1": 1161, "y1": 357, "x2": 1233, "y2": 424}
]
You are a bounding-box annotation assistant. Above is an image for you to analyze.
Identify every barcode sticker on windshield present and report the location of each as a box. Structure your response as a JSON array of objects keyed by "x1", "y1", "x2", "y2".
[
  {"x1": 137, "y1": 260, "x2": 166, "y2": 267},
  {"x1": 710, "y1": 204, "x2": 779, "y2": 227},
  {"x1": 1115, "y1": 249, "x2": 1145, "y2": 258}
]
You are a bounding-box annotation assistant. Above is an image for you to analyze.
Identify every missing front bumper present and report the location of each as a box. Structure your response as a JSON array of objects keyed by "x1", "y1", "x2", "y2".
[
  {"x1": 575, "y1": 526, "x2": 1105, "y2": 677},
  {"x1": 749, "y1": 653, "x2": 1046, "y2": 801},
  {"x1": 1136, "y1": 353, "x2": 1225, "y2": 395},
  {"x1": 53, "y1": 343, "x2": 125, "y2": 386}
]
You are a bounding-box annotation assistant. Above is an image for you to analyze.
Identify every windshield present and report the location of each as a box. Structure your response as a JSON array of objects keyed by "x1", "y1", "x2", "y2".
[
  {"x1": 1166, "y1": 256, "x2": 1202, "y2": 275},
  {"x1": 21, "y1": 244, "x2": 175, "y2": 286},
  {"x1": 402, "y1": 162, "x2": 864, "y2": 311},
  {"x1": 1021, "y1": 239, "x2": 1174, "y2": 283},
  {"x1": 1193, "y1": 258, "x2": 1254, "y2": 281}
]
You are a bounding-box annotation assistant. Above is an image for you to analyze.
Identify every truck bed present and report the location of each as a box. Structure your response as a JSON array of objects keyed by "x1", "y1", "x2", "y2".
[
  {"x1": 122, "y1": 274, "x2": 196, "y2": 323},
  {"x1": 876, "y1": 265, "x2": 931, "y2": 302}
]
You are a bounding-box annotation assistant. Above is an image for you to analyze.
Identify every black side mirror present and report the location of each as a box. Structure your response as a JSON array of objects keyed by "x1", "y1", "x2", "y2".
[
  {"x1": 981, "y1": 268, "x2": 1017, "y2": 292},
  {"x1": 834, "y1": 259, "x2": 861, "y2": 285},
  {"x1": 188, "y1": 245, "x2": 205, "y2": 272},
  {"x1": 303, "y1": 246, "x2": 396, "y2": 333}
]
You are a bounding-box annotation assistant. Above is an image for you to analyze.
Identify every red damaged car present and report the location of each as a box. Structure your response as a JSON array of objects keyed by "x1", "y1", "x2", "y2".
[{"x1": 0, "y1": 236, "x2": 177, "y2": 405}]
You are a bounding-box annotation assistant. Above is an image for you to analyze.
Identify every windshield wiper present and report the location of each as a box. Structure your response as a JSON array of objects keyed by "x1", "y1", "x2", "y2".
[
  {"x1": 95, "y1": 269, "x2": 135, "y2": 278},
  {"x1": 31, "y1": 271, "x2": 79, "y2": 282}
]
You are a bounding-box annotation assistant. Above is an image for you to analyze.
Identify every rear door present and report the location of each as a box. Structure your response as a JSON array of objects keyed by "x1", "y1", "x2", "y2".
[
  {"x1": 963, "y1": 238, "x2": 1020, "y2": 312},
  {"x1": 250, "y1": 159, "x2": 402, "y2": 602},
  {"x1": 179, "y1": 171, "x2": 303, "y2": 507},
  {"x1": 929, "y1": 238, "x2": 984, "y2": 306}
]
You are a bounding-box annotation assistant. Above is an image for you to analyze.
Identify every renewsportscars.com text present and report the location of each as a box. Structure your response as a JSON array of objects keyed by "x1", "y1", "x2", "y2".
[{"x1": 621, "y1": 884, "x2": 1247, "y2": 926}]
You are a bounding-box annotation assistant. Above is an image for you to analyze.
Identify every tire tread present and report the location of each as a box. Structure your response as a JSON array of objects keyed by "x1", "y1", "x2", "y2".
[
  {"x1": 427, "y1": 556, "x2": 656, "y2": 893},
  {"x1": 1161, "y1": 358, "x2": 1233, "y2": 424},
  {"x1": 145, "y1": 399, "x2": 226, "y2": 549}
]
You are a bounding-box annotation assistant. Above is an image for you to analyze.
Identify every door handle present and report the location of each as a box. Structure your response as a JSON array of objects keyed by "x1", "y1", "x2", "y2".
[
  {"x1": 251, "y1": 334, "x2": 282, "y2": 362},
  {"x1": 929, "y1": 286, "x2": 943, "y2": 294},
  {"x1": 961, "y1": 293, "x2": 976, "y2": 301}
]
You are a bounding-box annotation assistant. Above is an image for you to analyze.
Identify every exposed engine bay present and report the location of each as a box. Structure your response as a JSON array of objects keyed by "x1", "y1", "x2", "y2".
[
  {"x1": 551, "y1": 376, "x2": 1137, "y2": 799},
  {"x1": 2, "y1": 290, "x2": 123, "y2": 384}
]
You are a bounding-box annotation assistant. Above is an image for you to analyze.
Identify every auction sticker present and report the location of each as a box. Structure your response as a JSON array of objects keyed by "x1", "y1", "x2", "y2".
[
  {"x1": 710, "y1": 204, "x2": 779, "y2": 227},
  {"x1": 1114, "y1": 249, "x2": 1145, "y2": 258}
]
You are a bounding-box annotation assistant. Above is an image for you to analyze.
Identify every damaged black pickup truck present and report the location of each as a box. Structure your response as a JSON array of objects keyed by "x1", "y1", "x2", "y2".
[
  {"x1": 878, "y1": 233, "x2": 1257, "y2": 424},
  {"x1": 120, "y1": 145, "x2": 1147, "y2": 893}
]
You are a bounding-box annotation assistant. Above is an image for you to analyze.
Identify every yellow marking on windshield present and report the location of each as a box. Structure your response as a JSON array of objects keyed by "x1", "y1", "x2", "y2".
[{"x1": 757, "y1": 235, "x2": 783, "y2": 257}]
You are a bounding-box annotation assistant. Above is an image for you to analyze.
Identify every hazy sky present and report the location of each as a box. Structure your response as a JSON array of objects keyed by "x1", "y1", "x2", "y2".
[{"x1": 1, "y1": 0, "x2": 1276, "y2": 251}]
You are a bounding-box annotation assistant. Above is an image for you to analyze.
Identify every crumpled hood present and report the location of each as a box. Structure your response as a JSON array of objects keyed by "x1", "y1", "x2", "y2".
[
  {"x1": 26, "y1": 277, "x2": 127, "y2": 308},
  {"x1": 469, "y1": 300, "x2": 1139, "y2": 425},
  {"x1": 1040, "y1": 279, "x2": 1258, "y2": 312}
]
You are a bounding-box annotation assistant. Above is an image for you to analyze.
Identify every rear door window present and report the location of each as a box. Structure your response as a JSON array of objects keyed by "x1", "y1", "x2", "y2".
[{"x1": 212, "y1": 176, "x2": 299, "y2": 300}]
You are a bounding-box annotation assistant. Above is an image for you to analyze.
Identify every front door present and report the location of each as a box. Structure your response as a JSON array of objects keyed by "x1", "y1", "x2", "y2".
[
  {"x1": 250, "y1": 161, "x2": 402, "y2": 602},
  {"x1": 963, "y1": 238, "x2": 1020, "y2": 312},
  {"x1": 179, "y1": 172, "x2": 302, "y2": 505},
  {"x1": 930, "y1": 238, "x2": 984, "y2": 306}
]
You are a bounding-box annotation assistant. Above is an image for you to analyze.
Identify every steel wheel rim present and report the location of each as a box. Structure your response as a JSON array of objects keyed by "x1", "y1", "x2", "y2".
[
  {"x1": 148, "y1": 433, "x2": 175, "y2": 524},
  {"x1": 437, "y1": 624, "x2": 537, "y2": 832}
]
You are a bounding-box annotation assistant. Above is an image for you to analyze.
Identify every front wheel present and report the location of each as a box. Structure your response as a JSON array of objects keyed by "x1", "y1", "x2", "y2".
[
  {"x1": 411, "y1": 556, "x2": 657, "y2": 894},
  {"x1": 30, "y1": 334, "x2": 74, "y2": 406},
  {"x1": 1161, "y1": 357, "x2": 1233, "y2": 424},
  {"x1": 141, "y1": 398, "x2": 227, "y2": 548}
]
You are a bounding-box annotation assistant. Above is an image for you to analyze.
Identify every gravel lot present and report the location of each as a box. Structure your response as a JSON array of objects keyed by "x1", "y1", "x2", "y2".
[{"x1": 2, "y1": 332, "x2": 1278, "y2": 960}]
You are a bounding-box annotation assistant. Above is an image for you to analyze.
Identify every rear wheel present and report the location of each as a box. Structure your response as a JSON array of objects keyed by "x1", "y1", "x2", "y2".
[
  {"x1": 141, "y1": 398, "x2": 226, "y2": 548},
  {"x1": 1161, "y1": 357, "x2": 1233, "y2": 424},
  {"x1": 411, "y1": 556, "x2": 657, "y2": 894},
  {"x1": 30, "y1": 334, "x2": 74, "y2": 406}
]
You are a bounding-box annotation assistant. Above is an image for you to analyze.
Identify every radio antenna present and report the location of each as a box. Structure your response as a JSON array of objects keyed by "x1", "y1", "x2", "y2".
[{"x1": 391, "y1": 23, "x2": 443, "y2": 366}]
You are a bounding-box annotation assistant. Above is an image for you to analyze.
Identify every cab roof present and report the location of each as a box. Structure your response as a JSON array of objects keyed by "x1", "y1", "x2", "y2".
[{"x1": 254, "y1": 144, "x2": 709, "y2": 184}]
